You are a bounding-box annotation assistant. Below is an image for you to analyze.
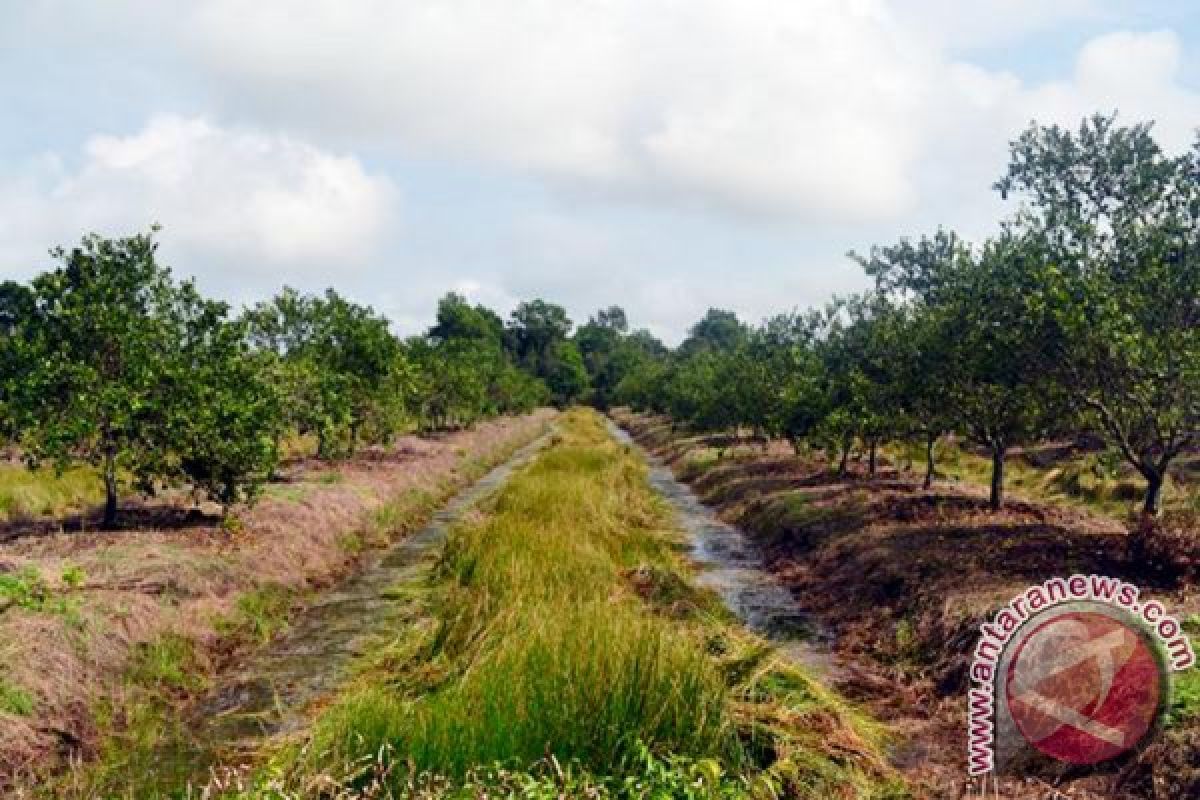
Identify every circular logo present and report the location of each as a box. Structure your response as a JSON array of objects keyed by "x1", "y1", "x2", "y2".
[{"x1": 1004, "y1": 610, "x2": 1163, "y2": 765}]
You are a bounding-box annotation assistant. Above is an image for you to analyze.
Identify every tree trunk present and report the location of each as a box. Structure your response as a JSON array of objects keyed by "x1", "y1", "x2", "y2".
[
  {"x1": 989, "y1": 442, "x2": 1006, "y2": 511},
  {"x1": 838, "y1": 437, "x2": 851, "y2": 476},
  {"x1": 102, "y1": 450, "x2": 118, "y2": 529},
  {"x1": 868, "y1": 439, "x2": 878, "y2": 476},
  {"x1": 923, "y1": 433, "x2": 937, "y2": 490},
  {"x1": 1142, "y1": 471, "x2": 1165, "y2": 516}
]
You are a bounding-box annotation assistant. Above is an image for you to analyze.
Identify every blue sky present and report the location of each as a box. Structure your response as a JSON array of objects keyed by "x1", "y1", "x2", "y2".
[{"x1": 1, "y1": 1, "x2": 1197, "y2": 343}]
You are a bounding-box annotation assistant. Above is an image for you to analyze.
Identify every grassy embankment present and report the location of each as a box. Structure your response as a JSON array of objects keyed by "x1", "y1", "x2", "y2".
[
  {"x1": 1, "y1": 413, "x2": 553, "y2": 797},
  {"x1": 229, "y1": 409, "x2": 905, "y2": 799},
  {"x1": 615, "y1": 410, "x2": 1200, "y2": 798}
]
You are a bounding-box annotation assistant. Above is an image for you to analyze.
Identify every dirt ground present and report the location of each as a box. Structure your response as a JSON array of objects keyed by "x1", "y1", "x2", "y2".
[
  {"x1": 0, "y1": 411, "x2": 553, "y2": 787},
  {"x1": 614, "y1": 411, "x2": 1200, "y2": 800}
]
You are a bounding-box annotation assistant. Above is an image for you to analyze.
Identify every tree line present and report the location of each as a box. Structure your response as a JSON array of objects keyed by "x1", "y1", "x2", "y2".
[
  {"x1": 0, "y1": 233, "x2": 643, "y2": 527},
  {"x1": 605, "y1": 115, "x2": 1198, "y2": 516},
  {"x1": 0, "y1": 114, "x2": 1193, "y2": 525}
]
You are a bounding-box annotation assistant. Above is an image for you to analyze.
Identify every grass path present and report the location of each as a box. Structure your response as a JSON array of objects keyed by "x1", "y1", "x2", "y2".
[{"x1": 230, "y1": 409, "x2": 905, "y2": 798}]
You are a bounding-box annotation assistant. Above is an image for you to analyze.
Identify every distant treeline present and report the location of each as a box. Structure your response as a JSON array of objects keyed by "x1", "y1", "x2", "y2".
[{"x1": 606, "y1": 115, "x2": 1198, "y2": 516}]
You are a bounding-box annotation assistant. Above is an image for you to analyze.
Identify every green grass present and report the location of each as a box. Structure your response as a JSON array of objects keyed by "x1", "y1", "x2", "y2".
[
  {"x1": 0, "y1": 463, "x2": 103, "y2": 519},
  {"x1": 1168, "y1": 620, "x2": 1200, "y2": 727},
  {"x1": 263, "y1": 484, "x2": 306, "y2": 503},
  {"x1": 308, "y1": 416, "x2": 733, "y2": 779},
  {"x1": 0, "y1": 677, "x2": 34, "y2": 716},
  {"x1": 212, "y1": 584, "x2": 294, "y2": 645},
  {"x1": 0, "y1": 565, "x2": 81, "y2": 620},
  {"x1": 241, "y1": 410, "x2": 903, "y2": 799},
  {"x1": 126, "y1": 633, "x2": 207, "y2": 693},
  {"x1": 1168, "y1": 662, "x2": 1200, "y2": 726}
]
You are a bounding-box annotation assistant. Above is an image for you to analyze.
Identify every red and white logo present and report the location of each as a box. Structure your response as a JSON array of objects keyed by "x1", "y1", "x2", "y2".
[{"x1": 1004, "y1": 611, "x2": 1162, "y2": 765}]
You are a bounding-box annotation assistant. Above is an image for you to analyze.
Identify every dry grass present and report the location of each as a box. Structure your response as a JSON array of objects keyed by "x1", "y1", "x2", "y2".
[
  {"x1": 887, "y1": 437, "x2": 1198, "y2": 520},
  {"x1": 0, "y1": 411, "x2": 554, "y2": 790},
  {"x1": 614, "y1": 410, "x2": 1200, "y2": 800}
]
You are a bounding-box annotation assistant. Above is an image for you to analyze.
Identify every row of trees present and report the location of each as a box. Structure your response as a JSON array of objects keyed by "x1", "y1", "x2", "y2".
[
  {"x1": 0, "y1": 234, "x2": 625, "y2": 527},
  {"x1": 610, "y1": 115, "x2": 1198, "y2": 515},
  {"x1": 0, "y1": 114, "x2": 1191, "y2": 524}
]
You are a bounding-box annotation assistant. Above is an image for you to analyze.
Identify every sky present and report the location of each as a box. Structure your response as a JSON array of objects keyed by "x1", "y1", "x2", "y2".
[{"x1": 1, "y1": 1, "x2": 1198, "y2": 344}]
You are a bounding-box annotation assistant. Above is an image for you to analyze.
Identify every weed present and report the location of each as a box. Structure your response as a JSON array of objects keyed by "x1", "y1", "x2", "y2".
[
  {"x1": 893, "y1": 618, "x2": 918, "y2": 664},
  {"x1": 1166, "y1": 637, "x2": 1200, "y2": 727},
  {"x1": 338, "y1": 531, "x2": 365, "y2": 554},
  {"x1": 127, "y1": 633, "x2": 206, "y2": 693},
  {"x1": 220, "y1": 513, "x2": 245, "y2": 535},
  {"x1": 215, "y1": 585, "x2": 293, "y2": 644},
  {"x1": 0, "y1": 677, "x2": 34, "y2": 716},
  {"x1": 264, "y1": 484, "x2": 306, "y2": 503},
  {"x1": 0, "y1": 566, "x2": 80, "y2": 620},
  {"x1": 60, "y1": 565, "x2": 86, "y2": 589},
  {"x1": 217, "y1": 744, "x2": 761, "y2": 799}
]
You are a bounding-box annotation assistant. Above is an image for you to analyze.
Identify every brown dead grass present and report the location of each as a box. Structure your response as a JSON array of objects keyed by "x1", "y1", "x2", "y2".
[
  {"x1": 0, "y1": 411, "x2": 553, "y2": 787},
  {"x1": 613, "y1": 409, "x2": 1200, "y2": 800}
]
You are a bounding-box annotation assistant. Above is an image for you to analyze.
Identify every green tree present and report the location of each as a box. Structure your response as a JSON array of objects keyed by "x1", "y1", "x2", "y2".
[
  {"x1": 854, "y1": 232, "x2": 969, "y2": 487},
  {"x1": 13, "y1": 231, "x2": 278, "y2": 526},
  {"x1": 172, "y1": 310, "x2": 282, "y2": 507},
  {"x1": 941, "y1": 233, "x2": 1067, "y2": 509},
  {"x1": 997, "y1": 115, "x2": 1200, "y2": 514},
  {"x1": 862, "y1": 230, "x2": 1065, "y2": 508},
  {"x1": 407, "y1": 338, "x2": 491, "y2": 430},
  {"x1": 0, "y1": 281, "x2": 36, "y2": 443},
  {"x1": 575, "y1": 306, "x2": 649, "y2": 409},
  {"x1": 509, "y1": 299, "x2": 572, "y2": 372},
  {"x1": 677, "y1": 309, "x2": 747, "y2": 357},
  {"x1": 543, "y1": 340, "x2": 588, "y2": 406},
  {"x1": 429, "y1": 292, "x2": 506, "y2": 344},
  {"x1": 245, "y1": 288, "x2": 410, "y2": 457}
]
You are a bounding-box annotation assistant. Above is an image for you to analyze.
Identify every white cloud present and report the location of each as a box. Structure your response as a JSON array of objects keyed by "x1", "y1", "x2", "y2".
[
  {"x1": 179, "y1": 2, "x2": 1197, "y2": 229},
  {"x1": 1026, "y1": 30, "x2": 1200, "y2": 150},
  {"x1": 0, "y1": 115, "x2": 397, "y2": 293},
  {"x1": 181, "y1": 0, "x2": 945, "y2": 223},
  {"x1": 3, "y1": 3, "x2": 1198, "y2": 342}
]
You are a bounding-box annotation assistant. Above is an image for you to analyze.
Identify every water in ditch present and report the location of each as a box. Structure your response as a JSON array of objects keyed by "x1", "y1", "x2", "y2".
[
  {"x1": 135, "y1": 432, "x2": 551, "y2": 794},
  {"x1": 606, "y1": 421, "x2": 839, "y2": 675}
]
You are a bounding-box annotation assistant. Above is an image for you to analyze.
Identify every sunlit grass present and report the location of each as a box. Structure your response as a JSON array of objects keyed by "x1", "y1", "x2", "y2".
[
  {"x1": 888, "y1": 438, "x2": 1196, "y2": 519},
  {"x1": 310, "y1": 411, "x2": 735, "y2": 779},
  {"x1": 0, "y1": 463, "x2": 103, "y2": 520},
  {"x1": 260, "y1": 410, "x2": 903, "y2": 798}
]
